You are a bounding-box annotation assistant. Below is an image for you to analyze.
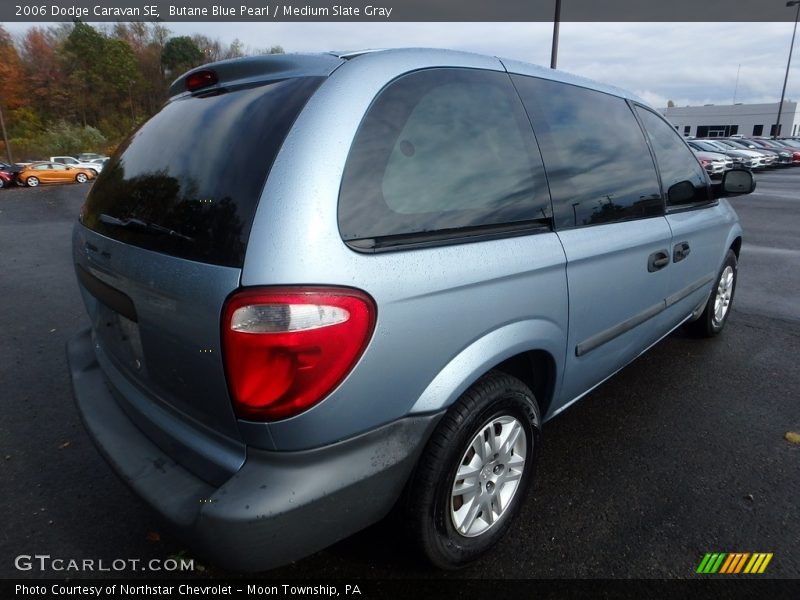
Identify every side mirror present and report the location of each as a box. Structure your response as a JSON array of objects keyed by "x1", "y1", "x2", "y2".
[
  {"x1": 715, "y1": 169, "x2": 755, "y2": 198},
  {"x1": 66, "y1": 166, "x2": 73, "y2": 170}
]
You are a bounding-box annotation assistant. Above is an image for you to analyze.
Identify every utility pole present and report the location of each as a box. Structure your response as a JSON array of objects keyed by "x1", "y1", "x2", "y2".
[
  {"x1": 550, "y1": 0, "x2": 561, "y2": 69},
  {"x1": 775, "y1": 1, "x2": 800, "y2": 138}
]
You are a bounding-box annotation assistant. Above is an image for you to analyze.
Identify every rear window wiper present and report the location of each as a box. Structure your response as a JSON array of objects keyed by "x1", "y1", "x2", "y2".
[{"x1": 99, "y1": 214, "x2": 195, "y2": 243}]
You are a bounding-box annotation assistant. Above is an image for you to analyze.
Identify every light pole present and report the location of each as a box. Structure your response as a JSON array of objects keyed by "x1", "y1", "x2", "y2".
[
  {"x1": 775, "y1": 0, "x2": 800, "y2": 138},
  {"x1": 550, "y1": 0, "x2": 561, "y2": 69}
]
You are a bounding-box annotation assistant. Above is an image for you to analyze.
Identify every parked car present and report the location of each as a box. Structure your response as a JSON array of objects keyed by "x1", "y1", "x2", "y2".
[
  {"x1": 66, "y1": 49, "x2": 753, "y2": 572},
  {"x1": 0, "y1": 170, "x2": 14, "y2": 189},
  {"x1": 50, "y1": 155, "x2": 104, "y2": 174},
  {"x1": 0, "y1": 160, "x2": 23, "y2": 176},
  {"x1": 687, "y1": 140, "x2": 759, "y2": 169},
  {"x1": 710, "y1": 139, "x2": 772, "y2": 168},
  {"x1": 747, "y1": 138, "x2": 800, "y2": 164},
  {"x1": 721, "y1": 138, "x2": 781, "y2": 167},
  {"x1": 690, "y1": 149, "x2": 732, "y2": 178},
  {"x1": 77, "y1": 152, "x2": 108, "y2": 162},
  {"x1": 18, "y1": 162, "x2": 94, "y2": 186}
]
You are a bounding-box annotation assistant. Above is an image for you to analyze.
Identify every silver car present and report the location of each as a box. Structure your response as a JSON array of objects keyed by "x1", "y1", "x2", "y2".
[{"x1": 67, "y1": 49, "x2": 754, "y2": 571}]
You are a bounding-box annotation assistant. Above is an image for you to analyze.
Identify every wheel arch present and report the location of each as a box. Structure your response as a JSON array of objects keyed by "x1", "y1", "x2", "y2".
[
  {"x1": 493, "y1": 350, "x2": 557, "y2": 420},
  {"x1": 408, "y1": 319, "x2": 564, "y2": 420},
  {"x1": 730, "y1": 235, "x2": 742, "y2": 258}
]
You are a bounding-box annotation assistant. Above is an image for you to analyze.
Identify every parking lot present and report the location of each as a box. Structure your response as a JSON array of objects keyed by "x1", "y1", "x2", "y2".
[{"x1": 0, "y1": 171, "x2": 798, "y2": 579}]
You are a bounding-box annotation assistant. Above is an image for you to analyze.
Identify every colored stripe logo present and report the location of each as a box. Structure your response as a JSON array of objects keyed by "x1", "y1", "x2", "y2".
[{"x1": 696, "y1": 552, "x2": 773, "y2": 574}]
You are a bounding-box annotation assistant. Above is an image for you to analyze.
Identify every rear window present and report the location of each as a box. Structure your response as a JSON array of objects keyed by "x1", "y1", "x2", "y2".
[{"x1": 81, "y1": 77, "x2": 324, "y2": 267}]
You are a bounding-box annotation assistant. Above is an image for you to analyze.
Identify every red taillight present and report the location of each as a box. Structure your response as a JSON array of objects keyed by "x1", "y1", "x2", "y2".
[
  {"x1": 186, "y1": 70, "x2": 218, "y2": 92},
  {"x1": 221, "y1": 287, "x2": 376, "y2": 421}
]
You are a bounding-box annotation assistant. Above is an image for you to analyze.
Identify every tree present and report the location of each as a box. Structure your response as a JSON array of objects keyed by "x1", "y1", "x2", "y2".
[
  {"x1": 192, "y1": 34, "x2": 222, "y2": 62},
  {"x1": 0, "y1": 26, "x2": 27, "y2": 112},
  {"x1": 61, "y1": 22, "x2": 107, "y2": 125},
  {"x1": 667, "y1": 100, "x2": 675, "y2": 108},
  {"x1": 21, "y1": 27, "x2": 70, "y2": 121},
  {"x1": 161, "y1": 36, "x2": 204, "y2": 77},
  {"x1": 224, "y1": 39, "x2": 245, "y2": 59},
  {"x1": 112, "y1": 23, "x2": 171, "y2": 116},
  {"x1": 103, "y1": 39, "x2": 140, "y2": 99},
  {"x1": 0, "y1": 26, "x2": 29, "y2": 161}
]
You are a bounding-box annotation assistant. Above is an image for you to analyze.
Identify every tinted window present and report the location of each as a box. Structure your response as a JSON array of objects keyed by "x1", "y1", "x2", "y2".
[
  {"x1": 635, "y1": 107, "x2": 711, "y2": 207},
  {"x1": 338, "y1": 68, "x2": 550, "y2": 247},
  {"x1": 511, "y1": 75, "x2": 662, "y2": 229},
  {"x1": 81, "y1": 77, "x2": 324, "y2": 267}
]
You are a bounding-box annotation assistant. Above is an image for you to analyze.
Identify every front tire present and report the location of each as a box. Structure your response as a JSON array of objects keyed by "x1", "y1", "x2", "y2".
[
  {"x1": 75, "y1": 173, "x2": 88, "y2": 183},
  {"x1": 687, "y1": 249, "x2": 738, "y2": 337},
  {"x1": 26, "y1": 176, "x2": 39, "y2": 187},
  {"x1": 405, "y1": 371, "x2": 541, "y2": 569}
]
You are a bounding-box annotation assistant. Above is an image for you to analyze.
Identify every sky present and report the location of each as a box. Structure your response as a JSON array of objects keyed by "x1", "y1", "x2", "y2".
[{"x1": 4, "y1": 21, "x2": 799, "y2": 109}]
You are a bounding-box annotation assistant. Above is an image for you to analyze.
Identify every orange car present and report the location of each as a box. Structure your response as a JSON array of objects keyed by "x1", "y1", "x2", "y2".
[{"x1": 18, "y1": 162, "x2": 95, "y2": 187}]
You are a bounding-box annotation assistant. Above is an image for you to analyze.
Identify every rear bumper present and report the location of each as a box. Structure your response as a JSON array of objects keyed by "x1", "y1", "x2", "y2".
[{"x1": 67, "y1": 327, "x2": 442, "y2": 572}]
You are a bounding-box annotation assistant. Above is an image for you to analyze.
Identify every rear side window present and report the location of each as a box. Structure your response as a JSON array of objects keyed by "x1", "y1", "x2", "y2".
[
  {"x1": 511, "y1": 75, "x2": 663, "y2": 229},
  {"x1": 338, "y1": 68, "x2": 550, "y2": 248},
  {"x1": 81, "y1": 77, "x2": 324, "y2": 267},
  {"x1": 634, "y1": 107, "x2": 711, "y2": 207}
]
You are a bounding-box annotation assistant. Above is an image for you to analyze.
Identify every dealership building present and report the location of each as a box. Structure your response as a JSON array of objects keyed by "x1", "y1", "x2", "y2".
[{"x1": 660, "y1": 100, "x2": 800, "y2": 138}]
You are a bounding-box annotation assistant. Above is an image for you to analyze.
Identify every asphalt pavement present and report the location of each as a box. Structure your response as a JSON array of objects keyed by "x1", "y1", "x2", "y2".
[{"x1": 0, "y1": 171, "x2": 798, "y2": 579}]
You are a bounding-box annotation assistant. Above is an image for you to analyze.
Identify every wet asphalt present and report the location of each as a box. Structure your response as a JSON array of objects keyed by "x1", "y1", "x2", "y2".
[{"x1": 0, "y1": 170, "x2": 797, "y2": 580}]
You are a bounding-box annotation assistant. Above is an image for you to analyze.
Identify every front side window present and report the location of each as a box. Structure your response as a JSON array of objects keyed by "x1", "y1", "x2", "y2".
[
  {"x1": 511, "y1": 75, "x2": 663, "y2": 229},
  {"x1": 634, "y1": 107, "x2": 711, "y2": 207},
  {"x1": 338, "y1": 68, "x2": 550, "y2": 248}
]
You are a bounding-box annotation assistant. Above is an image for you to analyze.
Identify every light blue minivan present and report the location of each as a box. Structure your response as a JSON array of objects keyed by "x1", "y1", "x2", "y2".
[{"x1": 67, "y1": 48, "x2": 753, "y2": 571}]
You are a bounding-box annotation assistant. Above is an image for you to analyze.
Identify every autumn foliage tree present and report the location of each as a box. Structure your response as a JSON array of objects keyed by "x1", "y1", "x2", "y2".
[
  {"x1": 0, "y1": 27, "x2": 27, "y2": 112},
  {"x1": 21, "y1": 27, "x2": 70, "y2": 121},
  {"x1": 0, "y1": 22, "x2": 284, "y2": 161}
]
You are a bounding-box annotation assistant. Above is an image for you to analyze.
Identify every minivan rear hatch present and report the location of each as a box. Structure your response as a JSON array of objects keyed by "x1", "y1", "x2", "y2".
[{"x1": 74, "y1": 55, "x2": 342, "y2": 484}]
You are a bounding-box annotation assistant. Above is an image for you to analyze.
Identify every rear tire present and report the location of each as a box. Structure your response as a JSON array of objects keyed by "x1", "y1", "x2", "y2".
[
  {"x1": 686, "y1": 249, "x2": 738, "y2": 337},
  {"x1": 75, "y1": 173, "x2": 88, "y2": 184},
  {"x1": 26, "y1": 177, "x2": 39, "y2": 187},
  {"x1": 404, "y1": 371, "x2": 541, "y2": 569}
]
